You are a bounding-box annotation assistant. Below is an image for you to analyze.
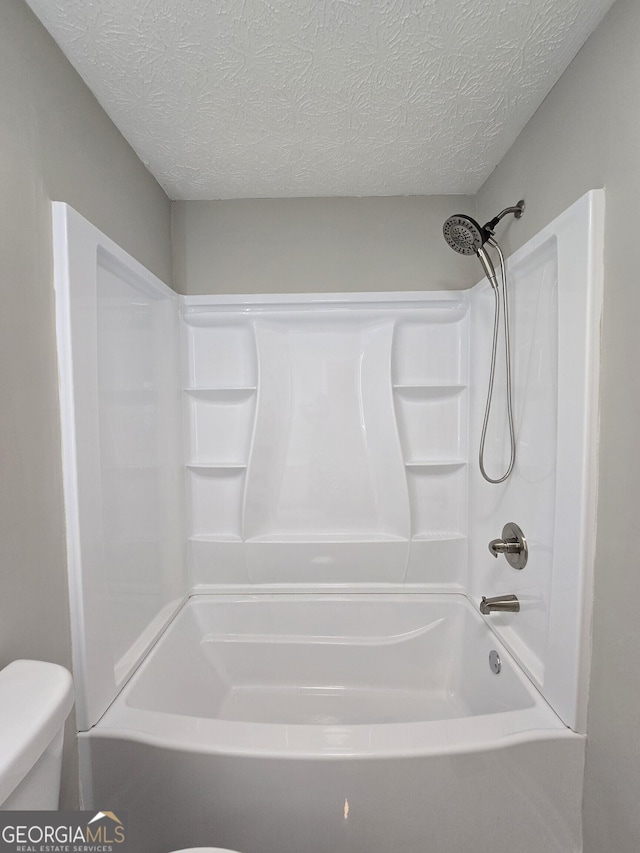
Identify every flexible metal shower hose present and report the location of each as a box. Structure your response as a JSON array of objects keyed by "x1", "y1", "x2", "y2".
[{"x1": 478, "y1": 237, "x2": 516, "y2": 484}]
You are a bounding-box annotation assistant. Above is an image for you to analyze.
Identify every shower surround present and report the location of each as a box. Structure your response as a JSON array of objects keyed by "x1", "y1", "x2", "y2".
[{"x1": 53, "y1": 192, "x2": 603, "y2": 853}]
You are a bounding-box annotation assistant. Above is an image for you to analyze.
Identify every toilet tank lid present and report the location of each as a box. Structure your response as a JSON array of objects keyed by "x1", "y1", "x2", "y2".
[{"x1": 0, "y1": 660, "x2": 74, "y2": 804}]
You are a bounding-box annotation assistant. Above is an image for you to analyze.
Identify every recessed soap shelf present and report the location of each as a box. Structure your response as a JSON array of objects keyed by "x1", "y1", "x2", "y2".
[
  {"x1": 392, "y1": 384, "x2": 466, "y2": 397},
  {"x1": 404, "y1": 461, "x2": 466, "y2": 470},
  {"x1": 184, "y1": 387, "x2": 257, "y2": 399},
  {"x1": 406, "y1": 464, "x2": 466, "y2": 541},
  {"x1": 187, "y1": 466, "x2": 246, "y2": 540},
  {"x1": 189, "y1": 533, "x2": 243, "y2": 543},
  {"x1": 245, "y1": 533, "x2": 409, "y2": 544},
  {"x1": 186, "y1": 462, "x2": 248, "y2": 470},
  {"x1": 391, "y1": 318, "x2": 469, "y2": 388},
  {"x1": 411, "y1": 532, "x2": 466, "y2": 542},
  {"x1": 185, "y1": 324, "x2": 257, "y2": 391},
  {"x1": 182, "y1": 317, "x2": 259, "y2": 544},
  {"x1": 394, "y1": 389, "x2": 467, "y2": 464},
  {"x1": 185, "y1": 388, "x2": 256, "y2": 466}
]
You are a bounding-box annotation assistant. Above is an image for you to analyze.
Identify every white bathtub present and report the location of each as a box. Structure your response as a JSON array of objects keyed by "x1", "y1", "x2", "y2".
[{"x1": 79, "y1": 595, "x2": 585, "y2": 853}]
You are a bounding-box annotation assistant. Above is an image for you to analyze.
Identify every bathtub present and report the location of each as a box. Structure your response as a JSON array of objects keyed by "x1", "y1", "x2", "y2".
[{"x1": 79, "y1": 595, "x2": 585, "y2": 853}]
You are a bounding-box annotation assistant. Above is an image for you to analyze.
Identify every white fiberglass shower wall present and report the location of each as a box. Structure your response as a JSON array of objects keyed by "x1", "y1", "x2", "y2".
[
  {"x1": 54, "y1": 210, "x2": 186, "y2": 728},
  {"x1": 468, "y1": 201, "x2": 602, "y2": 733},
  {"x1": 53, "y1": 193, "x2": 602, "y2": 852},
  {"x1": 183, "y1": 296, "x2": 469, "y2": 587}
]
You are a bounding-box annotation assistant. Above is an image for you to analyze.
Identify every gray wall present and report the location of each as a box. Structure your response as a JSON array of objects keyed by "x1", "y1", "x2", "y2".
[
  {"x1": 5, "y1": 0, "x2": 638, "y2": 842},
  {"x1": 172, "y1": 195, "x2": 479, "y2": 294},
  {"x1": 476, "y1": 0, "x2": 640, "y2": 850},
  {"x1": 0, "y1": 0, "x2": 172, "y2": 808}
]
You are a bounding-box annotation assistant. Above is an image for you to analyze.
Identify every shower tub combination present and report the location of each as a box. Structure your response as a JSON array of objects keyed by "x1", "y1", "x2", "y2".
[
  {"x1": 81, "y1": 595, "x2": 584, "y2": 853},
  {"x1": 55, "y1": 192, "x2": 603, "y2": 853}
]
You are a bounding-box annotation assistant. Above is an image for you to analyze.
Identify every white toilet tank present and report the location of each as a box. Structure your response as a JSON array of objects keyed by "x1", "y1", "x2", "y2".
[{"x1": 0, "y1": 660, "x2": 74, "y2": 810}]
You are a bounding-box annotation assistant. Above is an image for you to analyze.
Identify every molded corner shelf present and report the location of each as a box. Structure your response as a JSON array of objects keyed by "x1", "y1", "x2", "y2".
[
  {"x1": 186, "y1": 462, "x2": 248, "y2": 470},
  {"x1": 404, "y1": 461, "x2": 466, "y2": 470},
  {"x1": 244, "y1": 533, "x2": 409, "y2": 544},
  {"x1": 184, "y1": 387, "x2": 257, "y2": 467},
  {"x1": 411, "y1": 532, "x2": 466, "y2": 542},
  {"x1": 189, "y1": 533, "x2": 243, "y2": 543},
  {"x1": 392, "y1": 384, "x2": 467, "y2": 398},
  {"x1": 184, "y1": 387, "x2": 257, "y2": 400}
]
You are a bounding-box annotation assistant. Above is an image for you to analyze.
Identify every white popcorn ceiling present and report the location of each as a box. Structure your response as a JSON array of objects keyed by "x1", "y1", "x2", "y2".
[{"x1": 26, "y1": 0, "x2": 615, "y2": 200}]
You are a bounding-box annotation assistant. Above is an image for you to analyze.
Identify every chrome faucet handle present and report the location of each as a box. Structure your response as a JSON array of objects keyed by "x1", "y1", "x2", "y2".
[
  {"x1": 488, "y1": 522, "x2": 528, "y2": 569},
  {"x1": 488, "y1": 539, "x2": 521, "y2": 555},
  {"x1": 480, "y1": 594, "x2": 520, "y2": 615}
]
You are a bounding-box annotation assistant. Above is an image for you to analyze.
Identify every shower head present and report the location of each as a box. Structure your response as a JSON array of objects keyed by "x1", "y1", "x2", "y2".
[
  {"x1": 442, "y1": 214, "x2": 497, "y2": 286},
  {"x1": 442, "y1": 200, "x2": 525, "y2": 287},
  {"x1": 442, "y1": 214, "x2": 486, "y2": 256},
  {"x1": 442, "y1": 201, "x2": 525, "y2": 255}
]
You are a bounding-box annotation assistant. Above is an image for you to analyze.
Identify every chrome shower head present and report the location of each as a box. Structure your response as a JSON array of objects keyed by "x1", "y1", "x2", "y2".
[
  {"x1": 442, "y1": 214, "x2": 497, "y2": 287},
  {"x1": 442, "y1": 214, "x2": 487, "y2": 256},
  {"x1": 442, "y1": 200, "x2": 525, "y2": 289},
  {"x1": 442, "y1": 201, "x2": 525, "y2": 257}
]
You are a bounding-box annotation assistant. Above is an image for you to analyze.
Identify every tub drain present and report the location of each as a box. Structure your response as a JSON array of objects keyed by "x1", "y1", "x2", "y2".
[{"x1": 489, "y1": 650, "x2": 502, "y2": 674}]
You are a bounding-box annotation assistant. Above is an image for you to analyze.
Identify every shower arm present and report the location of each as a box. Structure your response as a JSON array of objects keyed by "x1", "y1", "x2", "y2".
[{"x1": 483, "y1": 200, "x2": 525, "y2": 235}]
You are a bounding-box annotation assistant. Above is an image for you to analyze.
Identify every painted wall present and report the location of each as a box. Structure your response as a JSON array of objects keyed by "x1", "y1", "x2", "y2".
[
  {"x1": 172, "y1": 195, "x2": 479, "y2": 294},
  {"x1": 0, "y1": 0, "x2": 172, "y2": 808},
  {"x1": 476, "y1": 0, "x2": 640, "y2": 849},
  {"x1": 4, "y1": 0, "x2": 636, "y2": 841}
]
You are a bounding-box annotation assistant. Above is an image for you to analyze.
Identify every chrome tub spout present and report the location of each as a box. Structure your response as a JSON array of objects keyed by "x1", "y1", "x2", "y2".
[{"x1": 480, "y1": 594, "x2": 520, "y2": 615}]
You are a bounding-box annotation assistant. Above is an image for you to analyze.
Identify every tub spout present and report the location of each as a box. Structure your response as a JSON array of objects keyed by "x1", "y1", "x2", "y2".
[{"x1": 480, "y1": 594, "x2": 520, "y2": 615}]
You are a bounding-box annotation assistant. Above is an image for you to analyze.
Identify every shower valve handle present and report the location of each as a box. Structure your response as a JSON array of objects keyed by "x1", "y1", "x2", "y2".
[
  {"x1": 488, "y1": 522, "x2": 528, "y2": 570},
  {"x1": 488, "y1": 540, "x2": 520, "y2": 555}
]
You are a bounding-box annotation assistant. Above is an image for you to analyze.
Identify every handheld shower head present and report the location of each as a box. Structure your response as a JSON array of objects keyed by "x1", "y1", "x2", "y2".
[
  {"x1": 476, "y1": 245, "x2": 499, "y2": 289},
  {"x1": 442, "y1": 203, "x2": 525, "y2": 485},
  {"x1": 442, "y1": 200, "x2": 525, "y2": 287},
  {"x1": 442, "y1": 214, "x2": 486, "y2": 256},
  {"x1": 442, "y1": 214, "x2": 498, "y2": 287}
]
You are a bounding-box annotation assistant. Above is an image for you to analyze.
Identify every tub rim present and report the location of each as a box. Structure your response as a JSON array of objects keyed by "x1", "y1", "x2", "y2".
[{"x1": 90, "y1": 593, "x2": 577, "y2": 759}]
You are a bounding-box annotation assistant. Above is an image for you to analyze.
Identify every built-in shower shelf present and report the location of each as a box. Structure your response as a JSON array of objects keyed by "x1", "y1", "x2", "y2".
[
  {"x1": 184, "y1": 383, "x2": 257, "y2": 473},
  {"x1": 181, "y1": 298, "x2": 471, "y2": 582},
  {"x1": 190, "y1": 534, "x2": 243, "y2": 543},
  {"x1": 244, "y1": 533, "x2": 408, "y2": 544},
  {"x1": 184, "y1": 387, "x2": 257, "y2": 400},
  {"x1": 404, "y1": 461, "x2": 466, "y2": 470},
  {"x1": 186, "y1": 462, "x2": 247, "y2": 470},
  {"x1": 411, "y1": 532, "x2": 466, "y2": 542},
  {"x1": 392, "y1": 384, "x2": 466, "y2": 398}
]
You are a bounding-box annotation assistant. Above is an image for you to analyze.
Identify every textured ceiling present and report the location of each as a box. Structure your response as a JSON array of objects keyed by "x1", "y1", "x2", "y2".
[{"x1": 25, "y1": 0, "x2": 615, "y2": 199}]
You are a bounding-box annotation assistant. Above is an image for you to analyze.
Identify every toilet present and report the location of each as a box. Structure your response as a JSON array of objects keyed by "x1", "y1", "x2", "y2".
[
  {"x1": 0, "y1": 663, "x2": 240, "y2": 851},
  {"x1": 0, "y1": 659, "x2": 74, "y2": 810}
]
